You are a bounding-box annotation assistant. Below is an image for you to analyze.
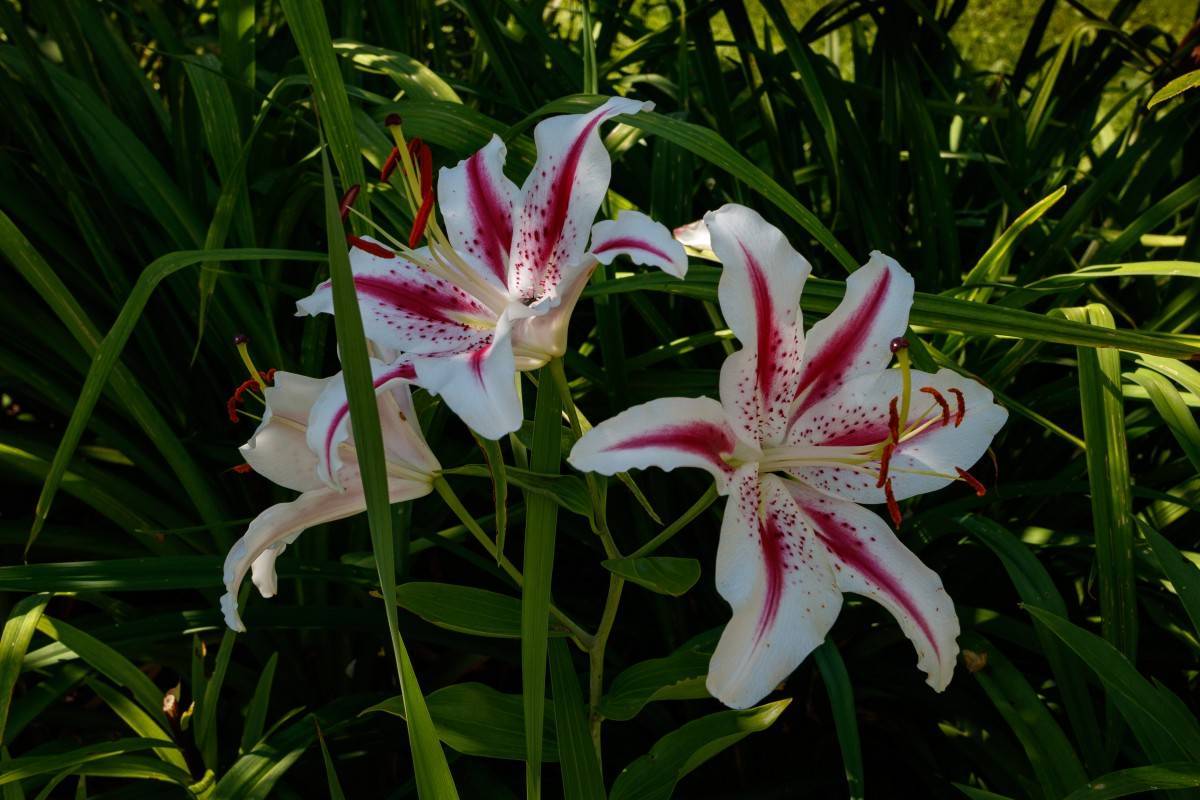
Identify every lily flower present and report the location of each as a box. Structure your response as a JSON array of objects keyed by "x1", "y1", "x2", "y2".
[
  {"x1": 297, "y1": 96, "x2": 687, "y2": 439},
  {"x1": 221, "y1": 359, "x2": 439, "y2": 631},
  {"x1": 568, "y1": 204, "x2": 1007, "y2": 709}
]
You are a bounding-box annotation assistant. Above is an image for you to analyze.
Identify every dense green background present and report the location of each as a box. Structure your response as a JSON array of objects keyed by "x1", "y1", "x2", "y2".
[{"x1": 1, "y1": 0, "x2": 1199, "y2": 798}]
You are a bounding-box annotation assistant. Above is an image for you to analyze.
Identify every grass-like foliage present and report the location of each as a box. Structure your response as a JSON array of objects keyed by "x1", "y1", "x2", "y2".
[{"x1": 1, "y1": 1, "x2": 1199, "y2": 798}]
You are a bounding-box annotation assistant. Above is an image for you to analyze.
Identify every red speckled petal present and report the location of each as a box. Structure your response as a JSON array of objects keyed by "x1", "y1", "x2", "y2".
[
  {"x1": 789, "y1": 252, "x2": 913, "y2": 422},
  {"x1": 508, "y1": 96, "x2": 651, "y2": 302},
  {"x1": 787, "y1": 482, "x2": 961, "y2": 691},
  {"x1": 787, "y1": 368, "x2": 1007, "y2": 503},
  {"x1": 296, "y1": 238, "x2": 495, "y2": 355},
  {"x1": 707, "y1": 469, "x2": 842, "y2": 709},
  {"x1": 567, "y1": 395, "x2": 741, "y2": 493},
  {"x1": 438, "y1": 135, "x2": 519, "y2": 291},
  {"x1": 707, "y1": 204, "x2": 812, "y2": 449}
]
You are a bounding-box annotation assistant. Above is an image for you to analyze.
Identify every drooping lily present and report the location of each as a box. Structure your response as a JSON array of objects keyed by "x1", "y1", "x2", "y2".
[
  {"x1": 568, "y1": 204, "x2": 1007, "y2": 709},
  {"x1": 297, "y1": 96, "x2": 687, "y2": 439},
  {"x1": 221, "y1": 359, "x2": 439, "y2": 631}
]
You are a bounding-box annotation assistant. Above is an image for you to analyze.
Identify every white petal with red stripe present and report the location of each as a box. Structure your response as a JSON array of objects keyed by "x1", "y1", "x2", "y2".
[
  {"x1": 673, "y1": 218, "x2": 712, "y2": 253},
  {"x1": 707, "y1": 468, "x2": 842, "y2": 709},
  {"x1": 707, "y1": 204, "x2": 811, "y2": 448},
  {"x1": 787, "y1": 482, "x2": 961, "y2": 691},
  {"x1": 590, "y1": 209, "x2": 687, "y2": 278},
  {"x1": 412, "y1": 313, "x2": 522, "y2": 440},
  {"x1": 438, "y1": 134, "x2": 519, "y2": 292},
  {"x1": 240, "y1": 372, "x2": 327, "y2": 492},
  {"x1": 508, "y1": 96, "x2": 652, "y2": 302},
  {"x1": 790, "y1": 252, "x2": 913, "y2": 421},
  {"x1": 787, "y1": 368, "x2": 1006, "y2": 503},
  {"x1": 221, "y1": 475, "x2": 431, "y2": 631},
  {"x1": 296, "y1": 239, "x2": 495, "y2": 355},
  {"x1": 567, "y1": 395, "x2": 744, "y2": 494},
  {"x1": 304, "y1": 359, "x2": 433, "y2": 490}
]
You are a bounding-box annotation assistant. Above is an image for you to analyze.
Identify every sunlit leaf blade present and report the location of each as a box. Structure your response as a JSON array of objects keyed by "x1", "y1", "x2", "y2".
[
  {"x1": 812, "y1": 643, "x2": 864, "y2": 800},
  {"x1": 0, "y1": 594, "x2": 49, "y2": 746},
  {"x1": 549, "y1": 641, "x2": 604, "y2": 800}
]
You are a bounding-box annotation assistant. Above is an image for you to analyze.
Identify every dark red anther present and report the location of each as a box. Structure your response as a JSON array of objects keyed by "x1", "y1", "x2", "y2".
[
  {"x1": 385, "y1": 113, "x2": 403, "y2": 128},
  {"x1": 233, "y1": 333, "x2": 249, "y2": 346},
  {"x1": 381, "y1": 147, "x2": 400, "y2": 181},
  {"x1": 949, "y1": 387, "x2": 966, "y2": 427},
  {"x1": 232, "y1": 463, "x2": 253, "y2": 474},
  {"x1": 409, "y1": 191, "x2": 435, "y2": 248},
  {"x1": 956, "y1": 467, "x2": 987, "y2": 497},
  {"x1": 346, "y1": 235, "x2": 395, "y2": 259},
  {"x1": 885, "y1": 479, "x2": 902, "y2": 528},
  {"x1": 338, "y1": 185, "x2": 361, "y2": 222},
  {"x1": 890, "y1": 337, "x2": 910, "y2": 354},
  {"x1": 919, "y1": 386, "x2": 951, "y2": 427},
  {"x1": 888, "y1": 396, "x2": 901, "y2": 442},
  {"x1": 407, "y1": 138, "x2": 433, "y2": 196},
  {"x1": 875, "y1": 443, "x2": 894, "y2": 488}
]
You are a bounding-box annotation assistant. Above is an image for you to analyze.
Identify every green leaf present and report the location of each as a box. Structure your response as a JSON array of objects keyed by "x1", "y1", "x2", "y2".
[
  {"x1": 523, "y1": 364, "x2": 564, "y2": 798},
  {"x1": 194, "y1": 628, "x2": 237, "y2": 769},
  {"x1": 444, "y1": 465, "x2": 591, "y2": 518},
  {"x1": 1062, "y1": 305, "x2": 1137, "y2": 661},
  {"x1": 812, "y1": 642, "x2": 863, "y2": 800},
  {"x1": 394, "y1": 582, "x2": 571, "y2": 639},
  {"x1": 240, "y1": 653, "x2": 279, "y2": 753},
  {"x1": 0, "y1": 594, "x2": 49, "y2": 746},
  {"x1": 959, "y1": 632, "x2": 1086, "y2": 797},
  {"x1": 962, "y1": 186, "x2": 1066, "y2": 303},
  {"x1": 319, "y1": 146, "x2": 457, "y2": 798},
  {"x1": 279, "y1": 0, "x2": 369, "y2": 230},
  {"x1": 1139, "y1": 520, "x2": 1200, "y2": 641},
  {"x1": 599, "y1": 629, "x2": 717, "y2": 721},
  {"x1": 1025, "y1": 606, "x2": 1200, "y2": 762},
  {"x1": 548, "y1": 641, "x2": 604, "y2": 800},
  {"x1": 1062, "y1": 763, "x2": 1200, "y2": 799},
  {"x1": 608, "y1": 700, "x2": 790, "y2": 800},
  {"x1": 0, "y1": 738, "x2": 171, "y2": 786},
  {"x1": 85, "y1": 678, "x2": 186, "y2": 771},
  {"x1": 1127, "y1": 369, "x2": 1200, "y2": 473},
  {"x1": 1148, "y1": 69, "x2": 1200, "y2": 108},
  {"x1": 314, "y1": 721, "x2": 347, "y2": 800},
  {"x1": 366, "y1": 683, "x2": 559, "y2": 762},
  {"x1": 333, "y1": 41, "x2": 461, "y2": 102},
  {"x1": 475, "y1": 437, "x2": 509, "y2": 559},
  {"x1": 34, "y1": 616, "x2": 169, "y2": 730},
  {"x1": 600, "y1": 557, "x2": 700, "y2": 597}
]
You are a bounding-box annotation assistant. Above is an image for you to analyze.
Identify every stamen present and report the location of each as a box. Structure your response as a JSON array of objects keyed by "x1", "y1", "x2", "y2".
[
  {"x1": 875, "y1": 443, "x2": 894, "y2": 488},
  {"x1": 888, "y1": 396, "x2": 900, "y2": 442},
  {"x1": 232, "y1": 463, "x2": 253, "y2": 474},
  {"x1": 919, "y1": 386, "x2": 951, "y2": 427},
  {"x1": 885, "y1": 479, "x2": 902, "y2": 527},
  {"x1": 407, "y1": 138, "x2": 433, "y2": 196},
  {"x1": 385, "y1": 113, "x2": 403, "y2": 128},
  {"x1": 234, "y1": 335, "x2": 266, "y2": 389},
  {"x1": 409, "y1": 192, "x2": 435, "y2": 248},
  {"x1": 347, "y1": 235, "x2": 396, "y2": 259},
  {"x1": 889, "y1": 337, "x2": 910, "y2": 353},
  {"x1": 381, "y1": 147, "x2": 400, "y2": 181},
  {"x1": 949, "y1": 388, "x2": 966, "y2": 427},
  {"x1": 955, "y1": 467, "x2": 987, "y2": 497},
  {"x1": 892, "y1": 338, "x2": 913, "y2": 432},
  {"x1": 225, "y1": 377, "x2": 266, "y2": 423},
  {"x1": 338, "y1": 185, "x2": 360, "y2": 222}
]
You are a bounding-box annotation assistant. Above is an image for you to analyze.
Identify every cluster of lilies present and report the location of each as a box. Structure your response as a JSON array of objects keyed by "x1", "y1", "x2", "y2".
[{"x1": 221, "y1": 96, "x2": 1006, "y2": 710}]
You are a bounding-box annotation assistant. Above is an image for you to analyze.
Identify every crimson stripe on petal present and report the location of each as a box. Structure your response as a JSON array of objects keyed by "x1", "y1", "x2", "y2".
[
  {"x1": 799, "y1": 500, "x2": 939, "y2": 658},
  {"x1": 532, "y1": 114, "x2": 606, "y2": 269},
  {"x1": 353, "y1": 274, "x2": 482, "y2": 326},
  {"x1": 741, "y1": 241, "x2": 780, "y2": 404},
  {"x1": 603, "y1": 421, "x2": 734, "y2": 475},
  {"x1": 322, "y1": 363, "x2": 416, "y2": 478},
  {"x1": 754, "y1": 511, "x2": 787, "y2": 642},
  {"x1": 591, "y1": 236, "x2": 672, "y2": 263},
  {"x1": 793, "y1": 267, "x2": 892, "y2": 415},
  {"x1": 466, "y1": 151, "x2": 513, "y2": 284}
]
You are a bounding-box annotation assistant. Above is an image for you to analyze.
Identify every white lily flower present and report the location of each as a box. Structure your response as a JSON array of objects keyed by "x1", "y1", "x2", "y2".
[
  {"x1": 221, "y1": 360, "x2": 439, "y2": 632},
  {"x1": 297, "y1": 96, "x2": 687, "y2": 440},
  {"x1": 569, "y1": 204, "x2": 1007, "y2": 709}
]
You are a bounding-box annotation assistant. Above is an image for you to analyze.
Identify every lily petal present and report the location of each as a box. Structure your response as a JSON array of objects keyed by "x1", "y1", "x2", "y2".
[
  {"x1": 438, "y1": 134, "x2": 519, "y2": 291},
  {"x1": 239, "y1": 372, "x2": 327, "y2": 492},
  {"x1": 707, "y1": 468, "x2": 842, "y2": 709},
  {"x1": 707, "y1": 204, "x2": 811, "y2": 448},
  {"x1": 296, "y1": 238, "x2": 495, "y2": 355},
  {"x1": 412, "y1": 312, "x2": 522, "y2": 439},
  {"x1": 221, "y1": 474, "x2": 431, "y2": 631},
  {"x1": 567, "y1": 396, "x2": 743, "y2": 493},
  {"x1": 790, "y1": 252, "x2": 913, "y2": 420},
  {"x1": 508, "y1": 96, "x2": 652, "y2": 302},
  {"x1": 787, "y1": 482, "x2": 961, "y2": 691},
  {"x1": 788, "y1": 368, "x2": 1006, "y2": 503},
  {"x1": 305, "y1": 359, "x2": 437, "y2": 489},
  {"x1": 590, "y1": 209, "x2": 688, "y2": 278},
  {"x1": 673, "y1": 218, "x2": 712, "y2": 253}
]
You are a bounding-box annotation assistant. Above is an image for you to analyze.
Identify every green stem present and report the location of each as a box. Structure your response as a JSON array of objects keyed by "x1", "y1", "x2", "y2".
[
  {"x1": 433, "y1": 475, "x2": 594, "y2": 650},
  {"x1": 629, "y1": 484, "x2": 720, "y2": 559}
]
